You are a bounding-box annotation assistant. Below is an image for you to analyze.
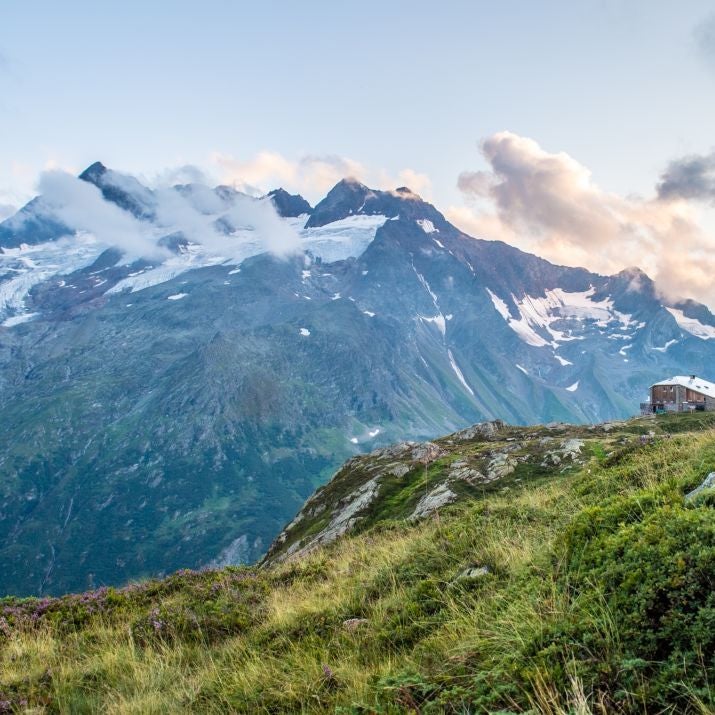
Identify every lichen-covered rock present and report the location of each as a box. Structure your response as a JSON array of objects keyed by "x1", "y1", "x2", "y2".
[
  {"x1": 410, "y1": 442, "x2": 444, "y2": 464},
  {"x1": 410, "y1": 483, "x2": 457, "y2": 520},
  {"x1": 561, "y1": 438, "x2": 584, "y2": 460},
  {"x1": 452, "y1": 420, "x2": 505, "y2": 442},
  {"x1": 542, "y1": 438, "x2": 585, "y2": 467},
  {"x1": 386, "y1": 463, "x2": 411, "y2": 478},
  {"x1": 486, "y1": 451, "x2": 517, "y2": 481},
  {"x1": 455, "y1": 565, "x2": 490, "y2": 581},
  {"x1": 449, "y1": 465, "x2": 486, "y2": 484},
  {"x1": 685, "y1": 472, "x2": 715, "y2": 502},
  {"x1": 343, "y1": 618, "x2": 369, "y2": 632},
  {"x1": 371, "y1": 442, "x2": 416, "y2": 460}
]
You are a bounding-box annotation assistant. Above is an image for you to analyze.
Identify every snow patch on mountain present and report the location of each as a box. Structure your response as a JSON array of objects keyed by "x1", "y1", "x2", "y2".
[
  {"x1": 487, "y1": 286, "x2": 640, "y2": 349},
  {"x1": 108, "y1": 245, "x2": 228, "y2": 295},
  {"x1": 653, "y1": 339, "x2": 678, "y2": 352},
  {"x1": 413, "y1": 267, "x2": 439, "y2": 306},
  {"x1": 0, "y1": 210, "x2": 388, "y2": 313},
  {"x1": 417, "y1": 219, "x2": 437, "y2": 234},
  {"x1": 448, "y1": 349, "x2": 474, "y2": 396},
  {"x1": 0, "y1": 234, "x2": 104, "y2": 321},
  {"x1": 421, "y1": 314, "x2": 446, "y2": 336},
  {"x1": 3, "y1": 312, "x2": 39, "y2": 327},
  {"x1": 300, "y1": 214, "x2": 387, "y2": 263},
  {"x1": 666, "y1": 308, "x2": 715, "y2": 340}
]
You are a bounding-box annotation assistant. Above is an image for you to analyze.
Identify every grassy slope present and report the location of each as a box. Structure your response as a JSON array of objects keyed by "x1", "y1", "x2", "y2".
[{"x1": 0, "y1": 413, "x2": 714, "y2": 713}]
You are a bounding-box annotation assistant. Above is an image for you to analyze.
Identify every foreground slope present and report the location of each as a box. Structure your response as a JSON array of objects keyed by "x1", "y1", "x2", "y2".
[{"x1": 0, "y1": 412, "x2": 713, "y2": 713}]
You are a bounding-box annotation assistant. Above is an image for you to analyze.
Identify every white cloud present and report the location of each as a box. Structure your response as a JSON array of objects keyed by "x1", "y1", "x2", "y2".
[
  {"x1": 227, "y1": 196, "x2": 300, "y2": 256},
  {"x1": 38, "y1": 170, "x2": 163, "y2": 259},
  {"x1": 0, "y1": 202, "x2": 16, "y2": 221},
  {"x1": 450, "y1": 131, "x2": 715, "y2": 306},
  {"x1": 211, "y1": 151, "x2": 301, "y2": 196},
  {"x1": 150, "y1": 164, "x2": 212, "y2": 188},
  {"x1": 211, "y1": 150, "x2": 431, "y2": 202},
  {"x1": 34, "y1": 168, "x2": 302, "y2": 261}
]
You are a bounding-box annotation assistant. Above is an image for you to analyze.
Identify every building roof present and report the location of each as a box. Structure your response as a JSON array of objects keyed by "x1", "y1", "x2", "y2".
[{"x1": 651, "y1": 375, "x2": 715, "y2": 396}]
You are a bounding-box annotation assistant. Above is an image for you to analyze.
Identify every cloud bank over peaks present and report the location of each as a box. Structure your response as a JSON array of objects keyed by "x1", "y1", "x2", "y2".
[
  {"x1": 38, "y1": 170, "x2": 164, "y2": 259},
  {"x1": 211, "y1": 151, "x2": 432, "y2": 203},
  {"x1": 449, "y1": 131, "x2": 715, "y2": 307},
  {"x1": 35, "y1": 167, "x2": 301, "y2": 262}
]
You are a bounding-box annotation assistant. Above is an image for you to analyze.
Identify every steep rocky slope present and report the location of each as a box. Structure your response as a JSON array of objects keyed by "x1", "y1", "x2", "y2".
[{"x1": 264, "y1": 413, "x2": 711, "y2": 563}]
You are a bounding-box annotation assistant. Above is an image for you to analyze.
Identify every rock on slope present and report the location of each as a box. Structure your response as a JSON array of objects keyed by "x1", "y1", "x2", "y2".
[{"x1": 264, "y1": 413, "x2": 706, "y2": 564}]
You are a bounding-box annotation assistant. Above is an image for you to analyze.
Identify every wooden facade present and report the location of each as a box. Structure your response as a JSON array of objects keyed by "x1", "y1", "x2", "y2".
[{"x1": 644, "y1": 376, "x2": 715, "y2": 414}]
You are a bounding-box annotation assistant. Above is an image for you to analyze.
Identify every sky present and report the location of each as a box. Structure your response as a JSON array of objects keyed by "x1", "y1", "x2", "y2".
[{"x1": 2, "y1": 0, "x2": 715, "y2": 303}]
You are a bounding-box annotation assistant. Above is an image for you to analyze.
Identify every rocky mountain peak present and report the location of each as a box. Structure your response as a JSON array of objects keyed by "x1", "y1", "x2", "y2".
[
  {"x1": 266, "y1": 188, "x2": 313, "y2": 218},
  {"x1": 306, "y1": 178, "x2": 446, "y2": 229},
  {"x1": 78, "y1": 161, "x2": 109, "y2": 185}
]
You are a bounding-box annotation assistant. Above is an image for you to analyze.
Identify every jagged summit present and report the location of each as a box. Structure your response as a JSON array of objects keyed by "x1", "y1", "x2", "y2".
[
  {"x1": 265, "y1": 188, "x2": 313, "y2": 218},
  {"x1": 81, "y1": 162, "x2": 155, "y2": 219},
  {"x1": 78, "y1": 161, "x2": 109, "y2": 183},
  {"x1": 305, "y1": 177, "x2": 445, "y2": 228},
  {"x1": 616, "y1": 266, "x2": 651, "y2": 281}
]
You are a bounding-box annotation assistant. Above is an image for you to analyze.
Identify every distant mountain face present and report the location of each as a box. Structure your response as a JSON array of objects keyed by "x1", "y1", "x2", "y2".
[{"x1": 1, "y1": 165, "x2": 715, "y2": 596}]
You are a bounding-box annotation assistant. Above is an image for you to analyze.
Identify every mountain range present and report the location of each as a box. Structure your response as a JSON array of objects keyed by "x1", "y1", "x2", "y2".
[{"x1": 1, "y1": 162, "x2": 714, "y2": 596}]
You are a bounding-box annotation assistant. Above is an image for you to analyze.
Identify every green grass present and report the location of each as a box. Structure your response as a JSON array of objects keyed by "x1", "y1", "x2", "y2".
[{"x1": 0, "y1": 417, "x2": 714, "y2": 713}]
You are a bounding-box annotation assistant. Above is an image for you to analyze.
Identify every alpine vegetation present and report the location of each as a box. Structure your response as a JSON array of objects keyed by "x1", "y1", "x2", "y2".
[{"x1": 0, "y1": 413, "x2": 713, "y2": 712}]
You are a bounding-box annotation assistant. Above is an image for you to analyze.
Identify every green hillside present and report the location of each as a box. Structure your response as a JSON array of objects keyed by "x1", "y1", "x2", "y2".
[{"x1": 0, "y1": 413, "x2": 714, "y2": 713}]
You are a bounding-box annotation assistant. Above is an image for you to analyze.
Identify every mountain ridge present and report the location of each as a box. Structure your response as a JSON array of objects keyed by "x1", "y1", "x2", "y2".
[{"x1": 0, "y1": 164, "x2": 714, "y2": 594}]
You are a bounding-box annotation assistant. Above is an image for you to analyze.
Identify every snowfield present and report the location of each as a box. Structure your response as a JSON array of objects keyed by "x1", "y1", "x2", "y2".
[
  {"x1": 666, "y1": 307, "x2": 715, "y2": 340},
  {"x1": 0, "y1": 214, "x2": 390, "y2": 325},
  {"x1": 487, "y1": 287, "x2": 642, "y2": 348}
]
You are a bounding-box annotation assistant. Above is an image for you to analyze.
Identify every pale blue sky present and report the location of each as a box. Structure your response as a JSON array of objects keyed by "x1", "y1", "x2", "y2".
[
  {"x1": 0, "y1": 0, "x2": 715, "y2": 203},
  {"x1": 1, "y1": 1, "x2": 714, "y2": 220}
]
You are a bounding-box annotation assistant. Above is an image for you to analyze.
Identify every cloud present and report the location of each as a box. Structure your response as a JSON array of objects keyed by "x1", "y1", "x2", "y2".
[
  {"x1": 151, "y1": 164, "x2": 211, "y2": 187},
  {"x1": 212, "y1": 151, "x2": 366, "y2": 199},
  {"x1": 212, "y1": 151, "x2": 300, "y2": 196},
  {"x1": 38, "y1": 170, "x2": 163, "y2": 259},
  {"x1": 297, "y1": 154, "x2": 367, "y2": 194},
  {"x1": 226, "y1": 196, "x2": 301, "y2": 256},
  {"x1": 211, "y1": 150, "x2": 431, "y2": 201},
  {"x1": 657, "y1": 151, "x2": 715, "y2": 202},
  {"x1": 450, "y1": 131, "x2": 715, "y2": 306},
  {"x1": 34, "y1": 168, "x2": 301, "y2": 262},
  {"x1": 695, "y1": 13, "x2": 715, "y2": 69},
  {"x1": 24, "y1": 150, "x2": 430, "y2": 267},
  {"x1": 0, "y1": 203, "x2": 16, "y2": 221}
]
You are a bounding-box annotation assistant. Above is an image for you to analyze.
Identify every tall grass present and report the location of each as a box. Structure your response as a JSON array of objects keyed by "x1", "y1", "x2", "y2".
[{"x1": 0, "y1": 427, "x2": 713, "y2": 712}]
